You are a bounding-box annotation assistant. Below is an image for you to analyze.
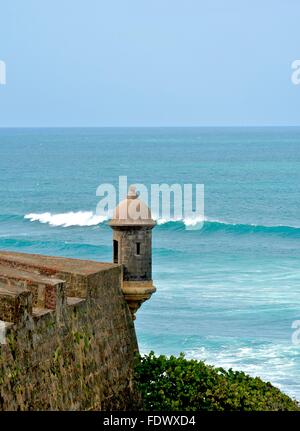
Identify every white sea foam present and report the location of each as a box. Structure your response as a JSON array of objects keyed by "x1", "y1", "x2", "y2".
[
  {"x1": 24, "y1": 211, "x2": 108, "y2": 227},
  {"x1": 25, "y1": 211, "x2": 206, "y2": 228},
  {"x1": 154, "y1": 216, "x2": 233, "y2": 227},
  {"x1": 24, "y1": 211, "x2": 300, "y2": 231},
  {"x1": 154, "y1": 215, "x2": 205, "y2": 227},
  {"x1": 184, "y1": 343, "x2": 300, "y2": 400}
]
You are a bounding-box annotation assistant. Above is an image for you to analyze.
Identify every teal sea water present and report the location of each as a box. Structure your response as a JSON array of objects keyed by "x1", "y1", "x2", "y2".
[{"x1": 0, "y1": 127, "x2": 300, "y2": 400}]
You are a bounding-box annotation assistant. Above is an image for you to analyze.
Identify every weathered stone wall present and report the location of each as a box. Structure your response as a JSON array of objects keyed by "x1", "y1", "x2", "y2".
[
  {"x1": 113, "y1": 227, "x2": 153, "y2": 281},
  {"x1": 0, "y1": 251, "x2": 142, "y2": 411}
]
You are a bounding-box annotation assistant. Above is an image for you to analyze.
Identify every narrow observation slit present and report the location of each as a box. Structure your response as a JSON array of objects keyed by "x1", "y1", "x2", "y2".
[
  {"x1": 113, "y1": 240, "x2": 119, "y2": 263},
  {"x1": 136, "y1": 242, "x2": 141, "y2": 255}
]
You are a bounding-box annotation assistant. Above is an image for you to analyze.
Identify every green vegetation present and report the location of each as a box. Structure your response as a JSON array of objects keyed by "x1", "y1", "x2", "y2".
[{"x1": 135, "y1": 352, "x2": 300, "y2": 411}]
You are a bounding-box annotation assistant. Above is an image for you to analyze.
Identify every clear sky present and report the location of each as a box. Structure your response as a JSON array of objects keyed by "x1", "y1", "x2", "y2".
[{"x1": 0, "y1": 0, "x2": 299, "y2": 127}]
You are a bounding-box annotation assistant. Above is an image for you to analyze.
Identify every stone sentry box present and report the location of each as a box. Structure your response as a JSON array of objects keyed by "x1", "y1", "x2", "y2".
[{"x1": 109, "y1": 186, "x2": 156, "y2": 319}]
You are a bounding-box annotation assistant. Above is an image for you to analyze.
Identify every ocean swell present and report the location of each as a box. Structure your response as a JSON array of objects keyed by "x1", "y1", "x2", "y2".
[
  {"x1": 157, "y1": 217, "x2": 300, "y2": 236},
  {"x1": 22, "y1": 211, "x2": 300, "y2": 236},
  {"x1": 24, "y1": 211, "x2": 108, "y2": 227}
]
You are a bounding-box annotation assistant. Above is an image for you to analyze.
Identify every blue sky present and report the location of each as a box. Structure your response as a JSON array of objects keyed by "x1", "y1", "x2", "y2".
[{"x1": 0, "y1": 0, "x2": 299, "y2": 127}]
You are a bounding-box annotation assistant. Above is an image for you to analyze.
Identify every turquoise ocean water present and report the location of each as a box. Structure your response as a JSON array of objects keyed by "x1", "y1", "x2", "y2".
[{"x1": 0, "y1": 127, "x2": 300, "y2": 400}]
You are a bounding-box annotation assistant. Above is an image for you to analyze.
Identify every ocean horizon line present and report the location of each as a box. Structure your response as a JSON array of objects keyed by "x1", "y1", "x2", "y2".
[{"x1": 1, "y1": 125, "x2": 300, "y2": 130}]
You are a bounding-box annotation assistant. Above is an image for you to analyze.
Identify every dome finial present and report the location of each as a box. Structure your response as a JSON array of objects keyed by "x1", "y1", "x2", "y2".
[{"x1": 127, "y1": 185, "x2": 138, "y2": 199}]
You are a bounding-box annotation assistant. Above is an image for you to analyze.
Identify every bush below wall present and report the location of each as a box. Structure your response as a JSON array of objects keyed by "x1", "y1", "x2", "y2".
[{"x1": 135, "y1": 352, "x2": 300, "y2": 411}]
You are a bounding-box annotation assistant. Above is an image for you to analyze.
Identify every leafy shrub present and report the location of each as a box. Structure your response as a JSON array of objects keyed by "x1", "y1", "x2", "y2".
[{"x1": 135, "y1": 352, "x2": 300, "y2": 411}]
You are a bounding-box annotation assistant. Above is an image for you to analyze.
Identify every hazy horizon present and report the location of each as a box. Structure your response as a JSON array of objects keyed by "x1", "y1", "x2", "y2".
[{"x1": 1, "y1": 125, "x2": 300, "y2": 129}]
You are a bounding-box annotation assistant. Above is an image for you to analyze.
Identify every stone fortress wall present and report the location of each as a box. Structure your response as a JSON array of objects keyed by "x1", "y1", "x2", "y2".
[
  {"x1": 0, "y1": 251, "x2": 141, "y2": 410},
  {"x1": 0, "y1": 187, "x2": 156, "y2": 410}
]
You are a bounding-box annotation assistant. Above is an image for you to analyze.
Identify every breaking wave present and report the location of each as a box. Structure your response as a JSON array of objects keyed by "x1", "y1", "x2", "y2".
[
  {"x1": 23, "y1": 211, "x2": 300, "y2": 236},
  {"x1": 24, "y1": 211, "x2": 108, "y2": 227},
  {"x1": 23, "y1": 211, "x2": 204, "y2": 228},
  {"x1": 157, "y1": 217, "x2": 300, "y2": 236}
]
